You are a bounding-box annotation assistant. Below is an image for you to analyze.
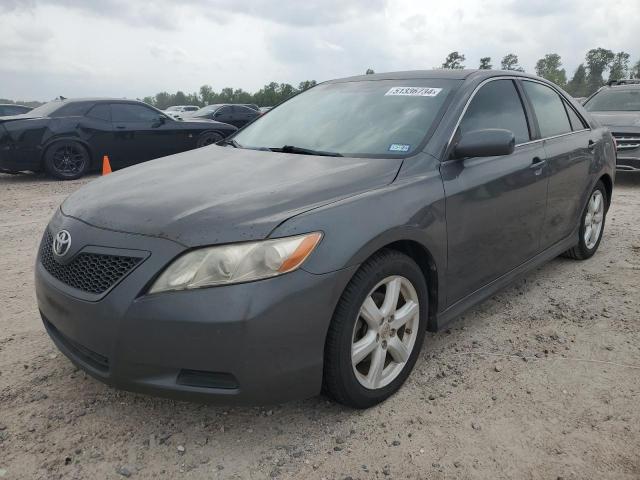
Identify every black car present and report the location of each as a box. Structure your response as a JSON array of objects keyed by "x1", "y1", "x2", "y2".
[
  {"x1": 36, "y1": 70, "x2": 615, "y2": 408},
  {"x1": 0, "y1": 104, "x2": 32, "y2": 117},
  {"x1": 0, "y1": 98, "x2": 237, "y2": 179},
  {"x1": 584, "y1": 79, "x2": 640, "y2": 172},
  {"x1": 187, "y1": 104, "x2": 260, "y2": 129}
]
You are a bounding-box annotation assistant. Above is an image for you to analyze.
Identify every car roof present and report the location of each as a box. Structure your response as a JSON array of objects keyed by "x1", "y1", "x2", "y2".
[{"x1": 329, "y1": 69, "x2": 534, "y2": 84}]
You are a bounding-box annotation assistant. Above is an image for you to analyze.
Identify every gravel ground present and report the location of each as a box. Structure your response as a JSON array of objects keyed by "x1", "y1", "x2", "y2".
[{"x1": 1, "y1": 172, "x2": 639, "y2": 480}]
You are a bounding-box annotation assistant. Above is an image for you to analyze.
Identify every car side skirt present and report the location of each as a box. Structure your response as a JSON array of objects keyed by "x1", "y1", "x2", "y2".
[{"x1": 434, "y1": 231, "x2": 578, "y2": 331}]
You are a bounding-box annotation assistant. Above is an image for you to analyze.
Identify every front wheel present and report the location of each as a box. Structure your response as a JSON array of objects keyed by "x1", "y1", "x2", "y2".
[
  {"x1": 563, "y1": 180, "x2": 608, "y2": 260},
  {"x1": 196, "y1": 131, "x2": 223, "y2": 148},
  {"x1": 43, "y1": 141, "x2": 90, "y2": 180},
  {"x1": 323, "y1": 250, "x2": 428, "y2": 408}
]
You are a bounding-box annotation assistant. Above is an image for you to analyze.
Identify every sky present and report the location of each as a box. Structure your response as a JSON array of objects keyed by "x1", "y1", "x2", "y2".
[{"x1": 1, "y1": 0, "x2": 639, "y2": 102}]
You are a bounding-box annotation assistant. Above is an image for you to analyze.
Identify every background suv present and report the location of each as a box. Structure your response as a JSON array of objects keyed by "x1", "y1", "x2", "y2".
[{"x1": 584, "y1": 79, "x2": 640, "y2": 172}]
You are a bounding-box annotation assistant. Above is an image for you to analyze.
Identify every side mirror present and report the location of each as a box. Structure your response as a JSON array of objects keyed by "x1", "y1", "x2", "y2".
[{"x1": 453, "y1": 128, "x2": 515, "y2": 159}]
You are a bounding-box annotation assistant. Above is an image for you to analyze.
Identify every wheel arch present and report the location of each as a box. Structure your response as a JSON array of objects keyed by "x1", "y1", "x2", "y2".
[
  {"x1": 599, "y1": 173, "x2": 613, "y2": 210},
  {"x1": 41, "y1": 136, "x2": 95, "y2": 169}
]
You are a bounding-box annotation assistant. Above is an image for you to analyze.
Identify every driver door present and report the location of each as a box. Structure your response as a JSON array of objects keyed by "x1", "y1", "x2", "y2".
[{"x1": 441, "y1": 79, "x2": 549, "y2": 304}]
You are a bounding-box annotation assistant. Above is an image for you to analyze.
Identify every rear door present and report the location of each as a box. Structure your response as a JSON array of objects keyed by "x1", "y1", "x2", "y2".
[
  {"x1": 441, "y1": 78, "x2": 549, "y2": 304},
  {"x1": 520, "y1": 80, "x2": 595, "y2": 248},
  {"x1": 82, "y1": 103, "x2": 115, "y2": 162}
]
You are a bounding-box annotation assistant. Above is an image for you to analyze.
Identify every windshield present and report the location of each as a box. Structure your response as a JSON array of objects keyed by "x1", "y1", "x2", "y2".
[
  {"x1": 234, "y1": 79, "x2": 460, "y2": 157},
  {"x1": 585, "y1": 89, "x2": 640, "y2": 112},
  {"x1": 25, "y1": 101, "x2": 65, "y2": 117}
]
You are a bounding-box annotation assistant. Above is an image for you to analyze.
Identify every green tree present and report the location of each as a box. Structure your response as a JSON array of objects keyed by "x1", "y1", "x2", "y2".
[
  {"x1": 535, "y1": 53, "x2": 567, "y2": 87},
  {"x1": 585, "y1": 47, "x2": 615, "y2": 94},
  {"x1": 365, "y1": 68, "x2": 375, "y2": 75},
  {"x1": 501, "y1": 53, "x2": 524, "y2": 72},
  {"x1": 566, "y1": 64, "x2": 588, "y2": 97},
  {"x1": 632, "y1": 60, "x2": 640, "y2": 79},
  {"x1": 479, "y1": 57, "x2": 492, "y2": 69},
  {"x1": 298, "y1": 80, "x2": 317, "y2": 91},
  {"x1": 608, "y1": 51, "x2": 630, "y2": 82},
  {"x1": 442, "y1": 51, "x2": 465, "y2": 69}
]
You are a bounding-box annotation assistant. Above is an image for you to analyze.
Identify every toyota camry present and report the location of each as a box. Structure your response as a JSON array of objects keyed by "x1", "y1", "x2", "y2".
[{"x1": 35, "y1": 69, "x2": 615, "y2": 408}]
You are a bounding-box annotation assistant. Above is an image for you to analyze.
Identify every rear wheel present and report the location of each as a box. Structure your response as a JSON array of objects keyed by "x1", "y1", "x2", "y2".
[
  {"x1": 323, "y1": 250, "x2": 428, "y2": 408},
  {"x1": 196, "y1": 131, "x2": 223, "y2": 148},
  {"x1": 563, "y1": 180, "x2": 607, "y2": 260},
  {"x1": 43, "y1": 141, "x2": 90, "y2": 180}
]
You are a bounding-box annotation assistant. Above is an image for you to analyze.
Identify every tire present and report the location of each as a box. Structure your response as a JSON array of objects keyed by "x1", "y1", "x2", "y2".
[
  {"x1": 196, "y1": 131, "x2": 223, "y2": 148},
  {"x1": 43, "y1": 141, "x2": 90, "y2": 180},
  {"x1": 562, "y1": 180, "x2": 608, "y2": 260},
  {"x1": 323, "y1": 249, "x2": 428, "y2": 408}
]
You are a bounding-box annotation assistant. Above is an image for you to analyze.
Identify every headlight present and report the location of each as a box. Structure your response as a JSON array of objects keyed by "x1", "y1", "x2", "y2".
[{"x1": 148, "y1": 232, "x2": 322, "y2": 293}]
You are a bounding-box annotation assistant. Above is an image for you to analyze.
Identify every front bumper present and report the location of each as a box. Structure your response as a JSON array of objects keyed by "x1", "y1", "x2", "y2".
[
  {"x1": 35, "y1": 212, "x2": 357, "y2": 404},
  {"x1": 612, "y1": 130, "x2": 640, "y2": 172}
]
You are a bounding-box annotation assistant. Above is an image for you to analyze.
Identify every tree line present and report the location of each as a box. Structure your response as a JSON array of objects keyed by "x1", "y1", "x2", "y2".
[
  {"x1": 440, "y1": 48, "x2": 640, "y2": 97},
  {"x1": 142, "y1": 80, "x2": 318, "y2": 110}
]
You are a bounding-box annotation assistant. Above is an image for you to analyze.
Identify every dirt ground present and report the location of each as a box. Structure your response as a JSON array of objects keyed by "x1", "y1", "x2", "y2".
[{"x1": 0, "y1": 171, "x2": 639, "y2": 480}]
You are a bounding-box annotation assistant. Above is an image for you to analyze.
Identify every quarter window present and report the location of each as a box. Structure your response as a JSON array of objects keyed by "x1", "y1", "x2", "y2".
[
  {"x1": 522, "y1": 81, "x2": 572, "y2": 138},
  {"x1": 111, "y1": 104, "x2": 161, "y2": 122},
  {"x1": 564, "y1": 102, "x2": 586, "y2": 131},
  {"x1": 459, "y1": 80, "x2": 530, "y2": 144}
]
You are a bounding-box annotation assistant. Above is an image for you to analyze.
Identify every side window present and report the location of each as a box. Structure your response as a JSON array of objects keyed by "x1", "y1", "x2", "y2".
[
  {"x1": 459, "y1": 80, "x2": 530, "y2": 144},
  {"x1": 111, "y1": 104, "x2": 161, "y2": 122},
  {"x1": 216, "y1": 106, "x2": 231, "y2": 116},
  {"x1": 87, "y1": 104, "x2": 111, "y2": 122},
  {"x1": 564, "y1": 102, "x2": 586, "y2": 131},
  {"x1": 522, "y1": 81, "x2": 572, "y2": 138}
]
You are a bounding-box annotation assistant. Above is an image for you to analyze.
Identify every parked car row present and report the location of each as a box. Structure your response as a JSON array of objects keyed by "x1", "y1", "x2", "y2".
[{"x1": 0, "y1": 98, "x2": 237, "y2": 179}]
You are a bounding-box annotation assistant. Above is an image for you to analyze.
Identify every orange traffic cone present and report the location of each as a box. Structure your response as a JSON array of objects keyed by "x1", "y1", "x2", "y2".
[{"x1": 102, "y1": 155, "x2": 112, "y2": 175}]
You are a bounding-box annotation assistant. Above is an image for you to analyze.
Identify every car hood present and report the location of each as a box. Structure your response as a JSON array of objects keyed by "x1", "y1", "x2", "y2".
[
  {"x1": 589, "y1": 111, "x2": 640, "y2": 128},
  {"x1": 61, "y1": 146, "x2": 402, "y2": 246}
]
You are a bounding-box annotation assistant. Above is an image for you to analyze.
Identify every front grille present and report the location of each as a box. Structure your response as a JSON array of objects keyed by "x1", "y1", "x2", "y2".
[
  {"x1": 612, "y1": 132, "x2": 640, "y2": 151},
  {"x1": 40, "y1": 230, "x2": 142, "y2": 295}
]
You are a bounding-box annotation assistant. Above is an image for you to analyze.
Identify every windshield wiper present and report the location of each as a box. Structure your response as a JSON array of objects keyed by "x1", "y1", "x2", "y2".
[
  {"x1": 218, "y1": 138, "x2": 242, "y2": 148},
  {"x1": 270, "y1": 145, "x2": 343, "y2": 157}
]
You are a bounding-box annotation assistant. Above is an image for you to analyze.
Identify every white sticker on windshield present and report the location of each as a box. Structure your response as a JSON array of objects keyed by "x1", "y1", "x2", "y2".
[
  {"x1": 389, "y1": 144, "x2": 411, "y2": 152},
  {"x1": 385, "y1": 87, "x2": 442, "y2": 97}
]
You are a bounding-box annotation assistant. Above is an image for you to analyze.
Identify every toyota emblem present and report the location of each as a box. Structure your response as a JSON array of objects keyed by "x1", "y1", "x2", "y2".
[{"x1": 52, "y1": 230, "x2": 72, "y2": 257}]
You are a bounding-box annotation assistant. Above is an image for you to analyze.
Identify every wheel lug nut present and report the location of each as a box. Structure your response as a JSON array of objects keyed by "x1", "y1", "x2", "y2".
[
  {"x1": 405, "y1": 328, "x2": 412, "y2": 334},
  {"x1": 390, "y1": 329, "x2": 396, "y2": 337}
]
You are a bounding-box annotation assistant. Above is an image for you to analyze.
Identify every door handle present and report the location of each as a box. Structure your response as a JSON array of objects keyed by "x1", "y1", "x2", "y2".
[
  {"x1": 588, "y1": 140, "x2": 596, "y2": 150},
  {"x1": 116, "y1": 125, "x2": 126, "y2": 130},
  {"x1": 530, "y1": 157, "x2": 546, "y2": 168}
]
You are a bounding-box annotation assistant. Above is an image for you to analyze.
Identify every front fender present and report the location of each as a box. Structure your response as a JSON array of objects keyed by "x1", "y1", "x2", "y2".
[{"x1": 269, "y1": 165, "x2": 447, "y2": 309}]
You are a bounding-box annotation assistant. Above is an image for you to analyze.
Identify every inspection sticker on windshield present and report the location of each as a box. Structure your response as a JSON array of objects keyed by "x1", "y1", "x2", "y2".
[
  {"x1": 385, "y1": 86, "x2": 442, "y2": 97},
  {"x1": 389, "y1": 144, "x2": 411, "y2": 152}
]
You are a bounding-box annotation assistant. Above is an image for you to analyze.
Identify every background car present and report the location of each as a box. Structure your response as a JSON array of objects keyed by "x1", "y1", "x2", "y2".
[
  {"x1": 0, "y1": 104, "x2": 32, "y2": 116},
  {"x1": 584, "y1": 79, "x2": 640, "y2": 172},
  {"x1": 163, "y1": 105, "x2": 200, "y2": 119},
  {"x1": 0, "y1": 98, "x2": 237, "y2": 179},
  {"x1": 186, "y1": 104, "x2": 260, "y2": 128}
]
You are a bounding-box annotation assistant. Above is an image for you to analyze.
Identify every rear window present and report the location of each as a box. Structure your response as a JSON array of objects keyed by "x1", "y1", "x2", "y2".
[
  {"x1": 585, "y1": 89, "x2": 640, "y2": 112},
  {"x1": 51, "y1": 102, "x2": 91, "y2": 117}
]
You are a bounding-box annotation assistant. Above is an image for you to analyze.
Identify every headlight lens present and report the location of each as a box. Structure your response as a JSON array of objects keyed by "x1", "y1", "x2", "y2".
[{"x1": 148, "y1": 232, "x2": 322, "y2": 293}]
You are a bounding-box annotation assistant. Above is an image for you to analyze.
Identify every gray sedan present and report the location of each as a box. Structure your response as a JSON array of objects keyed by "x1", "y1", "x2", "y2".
[{"x1": 35, "y1": 69, "x2": 616, "y2": 408}]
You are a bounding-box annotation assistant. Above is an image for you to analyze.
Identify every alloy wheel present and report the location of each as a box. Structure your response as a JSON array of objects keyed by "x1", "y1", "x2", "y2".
[
  {"x1": 51, "y1": 145, "x2": 86, "y2": 176},
  {"x1": 584, "y1": 190, "x2": 604, "y2": 249},
  {"x1": 351, "y1": 275, "x2": 420, "y2": 390}
]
